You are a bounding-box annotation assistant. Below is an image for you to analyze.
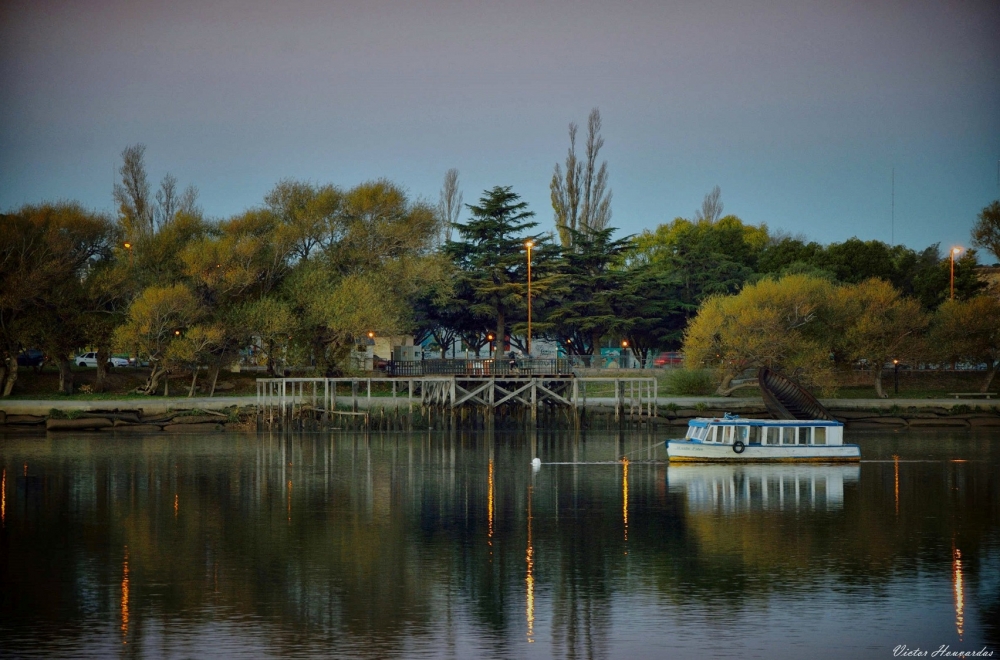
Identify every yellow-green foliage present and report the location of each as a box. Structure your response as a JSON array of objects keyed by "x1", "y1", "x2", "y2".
[
  {"x1": 683, "y1": 274, "x2": 835, "y2": 393},
  {"x1": 113, "y1": 284, "x2": 203, "y2": 363},
  {"x1": 834, "y1": 278, "x2": 927, "y2": 367}
]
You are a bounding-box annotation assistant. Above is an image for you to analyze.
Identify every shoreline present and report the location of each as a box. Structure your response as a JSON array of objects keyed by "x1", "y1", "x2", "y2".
[{"x1": 1, "y1": 395, "x2": 998, "y2": 432}]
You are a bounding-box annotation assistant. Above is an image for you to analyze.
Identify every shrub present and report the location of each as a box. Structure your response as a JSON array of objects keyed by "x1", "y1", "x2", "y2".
[{"x1": 666, "y1": 369, "x2": 716, "y2": 396}]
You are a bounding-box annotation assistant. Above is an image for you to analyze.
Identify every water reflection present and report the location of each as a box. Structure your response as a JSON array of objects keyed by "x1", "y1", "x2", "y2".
[
  {"x1": 954, "y1": 545, "x2": 965, "y2": 641},
  {"x1": 0, "y1": 429, "x2": 997, "y2": 658},
  {"x1": 121, "y1": 546, "x2": 129, "y2": 645},
  {"x1": 667, "y1": 463, "x2": 860, "y2": 513}
]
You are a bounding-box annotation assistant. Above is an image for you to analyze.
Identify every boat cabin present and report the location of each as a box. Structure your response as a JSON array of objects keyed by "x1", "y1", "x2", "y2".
[{"x1": 684, "y1": 417, "x2": 845, "y2": 447}]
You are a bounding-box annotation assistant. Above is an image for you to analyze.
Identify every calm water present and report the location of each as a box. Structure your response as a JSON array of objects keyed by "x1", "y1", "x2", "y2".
[{"x1": 1, "y1": 427, "x2": 998, "y2": 659}]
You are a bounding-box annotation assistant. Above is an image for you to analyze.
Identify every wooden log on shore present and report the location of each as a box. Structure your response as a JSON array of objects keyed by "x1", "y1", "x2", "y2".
[
  {"x1": 967, "y1": 416, "x2": 1000, "y2": 427},
  {"x1": 5, "y1": 414, "x2": 46, "y2": 425},
  {"x1": 46, "y1": 418, "x2": 114, "y2": 431}
]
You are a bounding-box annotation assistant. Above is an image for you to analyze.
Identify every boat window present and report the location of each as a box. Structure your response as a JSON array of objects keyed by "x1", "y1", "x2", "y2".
[
  {"x1": 708, "y1": 427, "x2": 717, "y2": 443},
  {"x1": 782, "y1": 427, "x2": 796, "y2": 444},
  {"x1": 749, "y1": 427, "x2": 761, "y2": 445},
  {"x1": 723, "y1": 426, "x2": 734, "y2": 443},
  {"x1": 814, "y1": 427, "x2": 826, "y2": 445},
  {"x1": 766, "y1": 428, "x2": 780, "y2": 445},
  {"x1": 697, "y1": 427, "x2": 709, "y2": 441},
  {"x1": 737, "y1": 426, "x2": 749, "y2": 443}
]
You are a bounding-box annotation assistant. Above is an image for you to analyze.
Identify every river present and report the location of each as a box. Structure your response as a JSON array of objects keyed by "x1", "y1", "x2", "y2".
[{"x1": 1, "y1": 428, "x2": 997, "y2": 659}]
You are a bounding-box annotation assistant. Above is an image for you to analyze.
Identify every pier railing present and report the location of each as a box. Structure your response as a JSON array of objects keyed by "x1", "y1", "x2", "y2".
[{"x1": 385, "y1": 358, "x2": 573, "y2": 377}]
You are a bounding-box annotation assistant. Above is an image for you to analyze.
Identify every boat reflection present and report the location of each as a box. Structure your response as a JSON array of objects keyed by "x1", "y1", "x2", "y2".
[{"x1": 667, "y1": 464, "x2": 860, "y2": 513}]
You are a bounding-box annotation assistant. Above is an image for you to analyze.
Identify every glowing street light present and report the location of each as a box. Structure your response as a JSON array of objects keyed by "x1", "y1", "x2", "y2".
[
  {"x1": 950, "y1": 247, "x2": 963, "y2": 300},
  {"x1": 525, "y1": 240, "x2": 534, "y2": 358}
]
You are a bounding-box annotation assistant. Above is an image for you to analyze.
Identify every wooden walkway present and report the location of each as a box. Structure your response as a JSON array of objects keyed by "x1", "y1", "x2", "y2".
[{"x1": 256, "y1": 376, "x2": 657, "y2": 428}]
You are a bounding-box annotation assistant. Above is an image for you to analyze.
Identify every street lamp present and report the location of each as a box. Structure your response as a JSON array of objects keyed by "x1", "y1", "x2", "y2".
[
  {"x1": 123, "y1": 241, "x2": 133, "y2": 267},
  {"x1": 893, "y1": 359, "x2": 900, "y2": 394},
  {"x1": 950, "y1": 247, "x2": 963, "y2": 300},
  {"x1": 487, "y1": 333, "x2": 495, "y2": 354},
  {"x1": 525, "y1": 240, "x2": 533, "y2": 358}
]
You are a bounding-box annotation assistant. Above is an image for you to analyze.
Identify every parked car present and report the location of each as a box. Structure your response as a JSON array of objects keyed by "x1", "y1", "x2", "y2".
[
  {"x1": 75, "y1": 352, "x2": 129, "y2": 368},
  {"x1": 17, "y1": 349, "x2": 45, "y2": 368}
]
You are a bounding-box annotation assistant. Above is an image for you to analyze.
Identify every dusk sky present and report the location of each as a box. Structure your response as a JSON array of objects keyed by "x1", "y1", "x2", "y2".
[{"x1": 2, "y1": 0, "x2": 998, "y2": 258}]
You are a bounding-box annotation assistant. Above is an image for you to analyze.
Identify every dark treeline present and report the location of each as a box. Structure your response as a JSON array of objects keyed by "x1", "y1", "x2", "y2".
[{"x1": 2, "y1": 140, "x2": 999, "y2": 398}]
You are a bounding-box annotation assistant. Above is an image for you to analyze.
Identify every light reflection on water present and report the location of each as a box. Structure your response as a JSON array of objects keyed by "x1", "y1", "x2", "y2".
[{"x1": 0, "y1": 428, "x2": 998, "y2": 659}]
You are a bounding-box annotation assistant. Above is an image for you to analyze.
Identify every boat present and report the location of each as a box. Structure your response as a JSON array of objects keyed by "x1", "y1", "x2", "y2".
[{"x1": 666, "y1": 414, "x2": 860, "y2": 462}]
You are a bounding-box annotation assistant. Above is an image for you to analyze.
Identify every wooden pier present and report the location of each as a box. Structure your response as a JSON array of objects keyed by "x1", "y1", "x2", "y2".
[{"x1": 256, "y1": 375, "x2": 657, "y2": 429}]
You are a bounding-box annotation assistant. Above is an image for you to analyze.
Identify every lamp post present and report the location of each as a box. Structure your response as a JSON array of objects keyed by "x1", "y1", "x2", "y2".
[
  {"x1": 525, "y1": 240, "x2": 533, "y2": 358},
  {"x1": 893, "y1": 359, "x2": 900, "y2": 394},
  {"x1": 950, "y1": 247, "x2": 962, "y2": 300},
  {"x1": 123, "y1": 241, "x2": 133, "y2": 268}
]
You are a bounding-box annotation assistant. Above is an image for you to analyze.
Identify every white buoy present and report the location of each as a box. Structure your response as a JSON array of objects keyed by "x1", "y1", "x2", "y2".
[{"x1": 531, "y1": 457, "x2": 541, "y2": 469}]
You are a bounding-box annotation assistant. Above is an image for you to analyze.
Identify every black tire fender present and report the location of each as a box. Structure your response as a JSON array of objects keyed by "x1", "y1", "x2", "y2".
[{"x1": 733, "y1": 440, "x2": 746, "y2": 454}]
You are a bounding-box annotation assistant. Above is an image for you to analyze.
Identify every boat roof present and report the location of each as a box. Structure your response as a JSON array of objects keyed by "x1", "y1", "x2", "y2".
[{"x1": 689, "y1": 417, "x2": 843, "y2": 428}]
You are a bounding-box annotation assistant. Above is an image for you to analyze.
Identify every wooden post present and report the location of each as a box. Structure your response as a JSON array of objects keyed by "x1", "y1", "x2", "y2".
[
  {"x1": 615, "y1": 378, "x2": 620, "y2": 422},
  {"x1": 352, "y1": 379, "x2": 358, "y2": 413},
  {"x1": 531, "y1": 378, "x2": 537, "y2": 426}
]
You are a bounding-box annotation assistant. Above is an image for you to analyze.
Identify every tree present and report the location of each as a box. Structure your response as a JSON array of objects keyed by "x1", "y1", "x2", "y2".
[
  {"x1": 265, "y1": 179, "x2": 343, "y2": 261},
  {"x1": 544, "y1": 226, "x2": 631, "y2": 358},
  {"x1": 633, "y1": 216, "x2": 768, "y2": 329},
  {"x1": 0, "y1": 203, "x2": 113, "y2": 396},
  {"x1": 550, "y1": 108, "x2": 612, "y2": 247},
  {"x1": 683, "y1": 274, "x2": 836, "y2": 395},
  {"x1": 971, "y1": 200, "x2": 1000, "y2": 264},
  {"x1": 447, "y1": 186, "x2": 545, "y2": 358},
  {"x1": 931, "y1": 296, "x2": 1000, "y2": 393},
  {"x1": 694, "y1": 186, "x2": 724, "y2": 224},
  {"x1": 114, "y1": 144, "x2": 197, "y2": 242},
  {"x1": 615, "y1": 264, "x2": 688, "y2": 365},
  {"x1": 437, "y1": 169, "x2": 462, "y2": 245},
  {"x1": 285, "y1": 264, "x2": 405, "y2": 374},
  {"x1": 114, "y1": 284, "x2": 204, "y2": 395},
  {"x1": 834, "y1": 279, "x2": 928, "y2": 398}
]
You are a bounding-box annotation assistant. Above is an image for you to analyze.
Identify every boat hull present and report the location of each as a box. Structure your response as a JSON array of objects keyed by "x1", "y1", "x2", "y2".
[{"x1": 667, "y1": 440, "x2": 861, "y2": 462}]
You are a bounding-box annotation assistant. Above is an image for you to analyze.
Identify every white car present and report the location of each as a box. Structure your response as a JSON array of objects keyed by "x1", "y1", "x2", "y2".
[{"x1": 75, "y1": 352, "x2": 129, "y2": 368}]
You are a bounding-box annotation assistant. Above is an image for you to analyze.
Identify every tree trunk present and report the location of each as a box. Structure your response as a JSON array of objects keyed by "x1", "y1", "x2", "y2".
[
  {"x1": 874, "y1": 368, "x2": 887, "y2": 399},
  {"x1": 981, "y1": 360, "x2": 998, "y2": 394},
  {"x1": 138, "y1": 364, "x2": 165, "y2": 395},
  {"x1": 57, "y1": 359, "x2": 74, "y2": 395},
  {"x1": 208, "y1": 361, "x2": 221, "y2": 397},
  {"x1": 187, "y1": 368, "x2": 199, "y2": 397},
  {"x1": 715, "y1": 371, "x2": 736, "y2": 396},
  {"x1": 266, "y1": 340, "x2": 276, "y2": 376},
  {"x1": 0, "y1": 361, "x2": 16, "y2": 397},
  {"x1": 495, "y1": 311, "x2": 505, "y2": 360},
  {"x1": 94, "y1": 346, "x2": 110, "y2": 393}
]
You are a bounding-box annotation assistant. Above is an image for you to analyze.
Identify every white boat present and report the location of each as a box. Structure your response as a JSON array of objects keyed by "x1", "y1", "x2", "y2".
[{"x1": 666, "y1": 414, "x2": 860, "y2": 462}]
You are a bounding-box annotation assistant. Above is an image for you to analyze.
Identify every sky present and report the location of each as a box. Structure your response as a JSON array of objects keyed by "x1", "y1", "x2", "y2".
[{"x1": 2, "y1": 0, "x2": 999, "y2": 259}]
